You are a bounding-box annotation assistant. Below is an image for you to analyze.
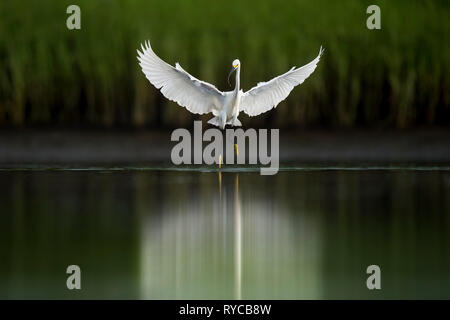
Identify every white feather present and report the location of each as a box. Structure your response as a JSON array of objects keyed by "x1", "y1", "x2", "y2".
[
  {"x1": 240, "y1": 47, "x2": 324, "y2": 117},
  {"x1": 137, "y1": 41, "x2": 224, "y2": 115}
]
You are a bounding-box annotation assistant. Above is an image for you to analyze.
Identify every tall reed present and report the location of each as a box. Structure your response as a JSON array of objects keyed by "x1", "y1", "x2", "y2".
[{"x1": 0, "y1": 0, "x2": 448, "y2": 128}]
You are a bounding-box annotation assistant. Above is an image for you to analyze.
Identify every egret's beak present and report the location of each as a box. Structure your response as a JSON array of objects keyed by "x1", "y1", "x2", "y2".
[{"x1": 228, "y1": 67, "x2": 236, "y2": 87}]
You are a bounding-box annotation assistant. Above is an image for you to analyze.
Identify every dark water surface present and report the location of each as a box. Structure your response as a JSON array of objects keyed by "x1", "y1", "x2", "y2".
[{"x1": 0, "y1": 166, "x2": 449, "y2": 299}]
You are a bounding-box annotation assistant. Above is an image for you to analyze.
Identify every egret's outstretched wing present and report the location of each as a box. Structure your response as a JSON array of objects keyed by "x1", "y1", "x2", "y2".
[
  {"x1": 137, "y1": 41, "x2": 224, "y2": 115},
  {"x1": 240, "y1": 47, "x2": 324, "y2": 117}
]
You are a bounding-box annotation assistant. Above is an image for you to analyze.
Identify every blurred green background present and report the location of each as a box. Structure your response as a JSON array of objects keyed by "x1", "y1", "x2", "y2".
[{"x1": 0, "y1": 0, "x2": 448, "y2": 129}]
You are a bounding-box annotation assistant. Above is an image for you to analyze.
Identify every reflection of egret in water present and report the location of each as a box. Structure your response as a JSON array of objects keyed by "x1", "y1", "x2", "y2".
[
  {"x1": 234, "y1": 173, "x2": 242, "y2": 300},
  {"x1": 219, "y1": 171, "x2": 242, "y2": 300},
  {"x1": 138, "y1": 171, "x2": 322, "y2": 299},
  {"x1": 0, "y1": 169, "x2": 448, "y2": 299}
]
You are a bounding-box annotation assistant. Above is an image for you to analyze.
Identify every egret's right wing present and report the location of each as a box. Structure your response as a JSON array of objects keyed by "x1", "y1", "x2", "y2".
[
  {"x1": 240, "y1": 47, "x2": 324, "y2": 117},
  {"x1": 137, "y1": 41, "x2": 224, "y2": 115}
]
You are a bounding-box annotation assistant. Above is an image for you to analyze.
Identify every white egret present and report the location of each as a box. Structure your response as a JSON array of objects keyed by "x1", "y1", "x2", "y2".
[{"x1": 137, "y1": 40, "x2": 323, "y2": 129}]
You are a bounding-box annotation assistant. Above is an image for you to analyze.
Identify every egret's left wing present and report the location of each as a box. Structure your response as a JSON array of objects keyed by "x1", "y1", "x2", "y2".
[
  {"x1": 137, "y1": 41, "x2": 224, "y2": 115},
  {"x1": 240, "y1": 47, "x2": 324, "y2": 117}
]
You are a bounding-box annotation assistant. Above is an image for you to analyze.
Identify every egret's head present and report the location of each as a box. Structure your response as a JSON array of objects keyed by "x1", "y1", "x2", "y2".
[{"x1": 228, "y1": 59, "x2": 240, "y2": 87}]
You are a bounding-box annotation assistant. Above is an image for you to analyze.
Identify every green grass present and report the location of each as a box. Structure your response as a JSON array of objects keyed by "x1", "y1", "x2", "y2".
[{"x1": 0, "y1": 0, "x2": 448, "y2": 128}]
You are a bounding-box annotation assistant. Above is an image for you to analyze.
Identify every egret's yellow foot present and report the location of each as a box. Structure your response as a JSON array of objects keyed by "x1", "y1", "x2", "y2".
[
  {"x1": 219, "y1": 154, "x2": 222, "y2": 169},
  {"x1": 234, "y1": 143, "x2": 239, "y2": 158}
]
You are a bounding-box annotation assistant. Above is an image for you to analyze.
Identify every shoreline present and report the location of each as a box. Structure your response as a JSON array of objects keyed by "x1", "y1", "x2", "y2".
[{"x1": 0, "y1": 129, "x2": 449, "y2": 165}]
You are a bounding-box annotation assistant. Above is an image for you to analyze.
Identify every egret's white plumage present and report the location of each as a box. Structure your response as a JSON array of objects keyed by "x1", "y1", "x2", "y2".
[{"x1": 137, "y1": 40, "x2": 323, "y2": 129}]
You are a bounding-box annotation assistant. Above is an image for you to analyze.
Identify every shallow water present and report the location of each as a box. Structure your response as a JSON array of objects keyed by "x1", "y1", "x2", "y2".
[{"x1": 0, "y1": 166, "x2": 449, "y2": 299}]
